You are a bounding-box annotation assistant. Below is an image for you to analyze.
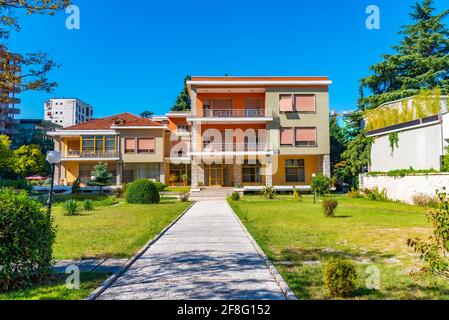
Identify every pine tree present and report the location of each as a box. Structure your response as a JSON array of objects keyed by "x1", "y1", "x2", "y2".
[
  {"x1": 171, "y1": 76, "x2": 191, "y2": 111},
  {"x1": 359, "y1": 0, "x2": 449, "y2": 110},
  {"x1": 88, "y1": 162, "x2": 113, "y2": 193}
]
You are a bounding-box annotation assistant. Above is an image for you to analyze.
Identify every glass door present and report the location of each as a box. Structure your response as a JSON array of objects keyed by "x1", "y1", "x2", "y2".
[{"x1": 208, "y1": 164, "x2": 223, "y2": 186}]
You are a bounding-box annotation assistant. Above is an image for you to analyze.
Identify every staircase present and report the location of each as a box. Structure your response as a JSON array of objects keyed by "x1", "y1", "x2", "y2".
[{"x1": 189, "y1": 187, "x2": 235, "y2": 201}]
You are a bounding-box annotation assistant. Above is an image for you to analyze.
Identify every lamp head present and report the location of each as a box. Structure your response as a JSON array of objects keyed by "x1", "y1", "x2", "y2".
[{"x1": 46, "y1": 151, "x2": 61, "y2": 165}]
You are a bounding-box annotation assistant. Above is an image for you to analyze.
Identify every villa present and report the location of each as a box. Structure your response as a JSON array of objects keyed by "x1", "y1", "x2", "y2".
[{"x1": 48, "y1": 76, "x2": 332, "y2": 191}]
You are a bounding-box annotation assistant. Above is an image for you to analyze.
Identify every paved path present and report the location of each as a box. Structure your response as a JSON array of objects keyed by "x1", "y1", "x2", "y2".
[{"x1": 96, "y1": 201, "x2": 288, "y2": 300}]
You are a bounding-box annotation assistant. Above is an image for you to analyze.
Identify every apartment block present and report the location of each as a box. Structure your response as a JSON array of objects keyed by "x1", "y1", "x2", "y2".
[{"x1": 44, "y1": 98, "x2": 93, "y2": 127}]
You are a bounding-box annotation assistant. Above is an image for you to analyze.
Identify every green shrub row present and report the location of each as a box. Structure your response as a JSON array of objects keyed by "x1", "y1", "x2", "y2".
[{"x1": 0, "y1": 179, "x2": 32, "y2": 191}]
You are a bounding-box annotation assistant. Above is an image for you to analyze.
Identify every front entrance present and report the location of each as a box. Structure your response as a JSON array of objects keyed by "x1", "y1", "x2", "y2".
[{"x1": 207, "y1": 164, "x2": 224, "y2": 186}]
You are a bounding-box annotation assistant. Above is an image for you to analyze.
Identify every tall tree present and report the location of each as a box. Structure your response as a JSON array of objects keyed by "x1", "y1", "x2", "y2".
[
  {"x1": 329, "y1": 115, "x2": 348, "y2": 171},
  {"x1": 0, "y1": 135, "x2": 15, "y2": 178},
  {"x1": 13, "y1": 144, "x2": 46, "y2": 178},
  {"x1": 171, "y1": 76, "x2": 191, "y2": 111},
  {"x1": 359, "y1": 0, "x2": 449, "y2": 111}
]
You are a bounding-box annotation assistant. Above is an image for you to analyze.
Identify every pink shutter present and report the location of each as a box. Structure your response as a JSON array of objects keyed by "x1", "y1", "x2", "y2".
[
  {"x1": 125, "y1": 138, "x2": 136, "y2": 151},
  {"x1": 279, "y1": 95, "x2": 293, "y2": 112},
  {"x1": 281, "y1": 128, "x2": 293, "y2": 145},
  {"x1": 138, "y1": 138, "x2": 155, "y2": 151},
  {"x1": 296, "y1": 128, "x2": 316, "y2": 142},
  {"x1": 294, "y1": 95, "x2": 316, "y2": 112}
]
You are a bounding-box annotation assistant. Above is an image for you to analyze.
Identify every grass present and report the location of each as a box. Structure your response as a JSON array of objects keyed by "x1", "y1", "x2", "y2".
[
  {"x1": 229, "y1": 195, "x2": 449, "y2": 300},
  {"x1": 0, "y1": 273, "x2": 109, "y2": 300},
  {"x1": 164, "y1": 186, "x2": 191, "y2": 193},
  {"x1": 53, "y1": 199, "x2": 191, "y2": 260}
]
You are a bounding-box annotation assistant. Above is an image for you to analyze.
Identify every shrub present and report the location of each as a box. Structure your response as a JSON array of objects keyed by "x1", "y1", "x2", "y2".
[
  {"x1": 231, "y1": 192, "x2": 241, "y2": 201},
  {"x1": 0, "y1": 189, "x2": 56, "y2": 290},
  {"x1": 126, "y1": 179, "x2": 160, "y2": 204},
  {"x1": 71, "y1": 177, "x2": 81, "y2": 194},
  {"x1": 347, "y1": 188, "x2": 363, "y2": 199},
  {"x1": 0, "y1": 179, "x2": 32, "y2": 192},
  {"x1": 82, "y1": 200, "x2": 95, "y2": 211},
  {"x1": 363, "y1": 187, "x2": 388, "y2": 202},
  {"x1": 261, "y1": 186, "x2": 276, "y2": 200},
  {"x1": 412, "y1": 193, "x2": 439, "y2": 208},
  {"x1": 311, "y1": 174, "x2": 331, "y2": 196},
  {"x1": 179, "y1": 193, "x2": 189, "y2": 202},
  {"x1": 322, "y1": 199, "x2": 338, "y2": 217},
  {"x1": 63, "y1": 200, "x2": 81, "y2": 216},
  {"x1": 323, "y1": 258, "x2": 357, "y2": 298},
  {"x1": 154, "y1": 181, "x2": 168, "y2": 192},
  {"x1": 292, "y1": 187, "x2": 303, "y2": 201}
]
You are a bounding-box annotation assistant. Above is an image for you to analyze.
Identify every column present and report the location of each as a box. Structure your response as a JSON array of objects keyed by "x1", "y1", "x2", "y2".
[
  {"x1": 191, "y1": 159, "x2": 204, "y2": 188},
  {"x1": 233, "y1": 163, "x2": 242, "y2": 187},
  {"x1": 323, "y1": 154, "x2": 331, "y2": 178},
  {"x1": 116, "y1": 161, "x2": 122, "y2": 186},
  {"x1": 265, "y1": 161, "x2": 273, "y2": 187},
  {"x1": 159, "y1": 162, "x2": 165, "y2": 184}
]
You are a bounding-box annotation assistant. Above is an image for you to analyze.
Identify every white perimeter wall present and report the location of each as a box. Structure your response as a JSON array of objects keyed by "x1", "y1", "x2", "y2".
[
  {"x1": 370, "y1": 123, "x2": 445, "y2": 172},
  {"x1": 360, "y1": 174, "x2": 449, "y2": 204}
]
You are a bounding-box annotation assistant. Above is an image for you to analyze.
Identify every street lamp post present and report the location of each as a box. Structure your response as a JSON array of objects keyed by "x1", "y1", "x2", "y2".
[
  {"x1": 46, "y1": 151, "x2": 61, "y2": 216},
  {"x1": 312, "y1": 173, "x2": 317, "y2": 204}
]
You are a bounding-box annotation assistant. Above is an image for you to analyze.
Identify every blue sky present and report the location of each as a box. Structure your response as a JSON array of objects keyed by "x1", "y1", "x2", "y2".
[{"x1": 5, "y1": 0, "x2": 448, "y2": 119}]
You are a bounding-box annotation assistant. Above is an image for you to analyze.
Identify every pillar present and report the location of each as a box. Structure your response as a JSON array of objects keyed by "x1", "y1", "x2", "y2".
[
  {"x1": 116, "y1": 161, "x2": 122, "y2": 186},
  {"x1": 159, "y1": 162, "x2": 165, "y2": 184},
  {"x1": 323, "y1": 154, "x2": 331, "y2": 178}
]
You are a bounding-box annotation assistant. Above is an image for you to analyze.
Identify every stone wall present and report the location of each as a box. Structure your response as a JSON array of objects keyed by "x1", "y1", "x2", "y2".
[{"x1": 359, "y1": 173, "x2": 449, "y2": 204}]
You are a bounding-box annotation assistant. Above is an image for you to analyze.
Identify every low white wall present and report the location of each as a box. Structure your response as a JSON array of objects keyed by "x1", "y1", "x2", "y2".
[{"x1": 359, "y1": 173, "x2": 449, "y2": 204}]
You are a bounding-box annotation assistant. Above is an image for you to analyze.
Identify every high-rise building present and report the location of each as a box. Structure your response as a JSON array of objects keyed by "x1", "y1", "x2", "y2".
[{"x1": 44, "y1": 98, "x2": 93, "y2": 128}]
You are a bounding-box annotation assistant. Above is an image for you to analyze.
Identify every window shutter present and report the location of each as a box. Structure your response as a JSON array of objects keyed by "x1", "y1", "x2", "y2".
[
  {"x1": 294, "y1": 94, "x2": 316, "y2": 112},
  {"x1": 296, "y1": 128, "x2": 317, "y2": 143},
  {"x1": 281, "y1": 128, "x2": 294, "y2": 145},
  {"x1": 279, "y1": 95, "x2": 293, "y2": 112}
]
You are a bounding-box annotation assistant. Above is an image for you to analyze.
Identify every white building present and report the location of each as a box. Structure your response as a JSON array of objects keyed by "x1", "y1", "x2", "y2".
[
  {"x1": 365, "y1": 96, "x2": 448, "y2": 172},
  {"x1": 44, "y1": 98, "x2": 93, "y2": 128}
]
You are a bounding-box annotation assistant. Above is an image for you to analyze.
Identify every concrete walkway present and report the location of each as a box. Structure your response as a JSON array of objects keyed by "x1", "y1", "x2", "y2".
[{"x1": 96, "y1": 201, "x2": 289, "y2": 300}]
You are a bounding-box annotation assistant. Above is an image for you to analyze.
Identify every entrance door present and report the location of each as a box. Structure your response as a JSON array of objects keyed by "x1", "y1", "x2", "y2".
[{"x1": 208, "y1": 164, "x2": 223, "y2": 186}]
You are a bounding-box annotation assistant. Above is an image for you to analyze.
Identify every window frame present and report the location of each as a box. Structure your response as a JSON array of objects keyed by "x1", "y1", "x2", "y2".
[
  {"x1": 295, "y1": 127, "x2": 317, "y2": 147},
  {"x1": 285, "y1": 159, "x2": 306, "y2": 183}
]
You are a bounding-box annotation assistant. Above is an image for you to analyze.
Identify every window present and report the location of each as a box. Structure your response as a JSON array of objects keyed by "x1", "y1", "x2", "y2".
[
  {"x1": 82, "y1": 136, "x2": 116, "y2": 156},
  {"x1": 281, "y1": 127, "x2": 294, "y2": 146},
  {"x1": 211, "y1": 99, "x2": 232, "y2": 109},
  {"x1": 285, "y1": 159, "x2": 305, "y2": 183},
  {"x1": 294, "y1": 94, "x2": 316, "y2": 112},
  {"x1": 295, "y1": 128, "x2": 317, "y2": 147},
  {"x1": 137, "y1": 138, "x2": 155, "y2": 153},
  {"x1": 242, "y1": 160, "x2": 262, "y2": 183},
  {"x1": 170, "y1": 164, "x2": 191, "y2": 184},
  {"x1": 177, "y1": 125, "x2": 190, "y2": 133},
  {"x1": 279, "y1": 95, "x2": 293, "y2": 112},
  {"x1": 125, "y1": 138, "x2": 136, "y2": 153}
]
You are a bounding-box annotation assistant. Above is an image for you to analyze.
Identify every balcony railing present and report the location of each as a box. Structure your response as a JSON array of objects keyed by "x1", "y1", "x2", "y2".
[
  {"x1": 65, "y1": 150, "x2": 119, "y2": 158},
  {"x1": 201, "y1": 143, "x2": 269, "y2": 152},
  {"x1": 202, "y1": 109, "x2": 267, "y2": 118}
]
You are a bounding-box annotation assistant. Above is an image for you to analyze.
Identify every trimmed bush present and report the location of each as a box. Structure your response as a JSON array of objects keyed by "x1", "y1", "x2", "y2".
[
  {"x1": 63, "y1": 200, "x2": 81, "y2": 216},
  {"x1": 322, "y1": 199, "x2": 338, "y2": 217},
  {"x1": 231, "y1": 192, "x2": 241, "y2": 201},
  {"x1": 154, "y1": 181, "x2": 167, "y2": 192},
  {"x1": 126, "y1": 179, "x2": 160, "y2": 204},
  {"x1": 82, "y1": 200, "x2": 95, "y2": 211},
  {"x1": 0, "y1": 188, "x2": 56, "y2": 290},
  {"x1": 323, "y1": 258, "x2": 357, "y2": 298},
  {"x1": 179, "y1": 193, "x2": 189, "y2": 202},
  {"x1": 311, "y1": 174, "x2": 331, "y2": 196}
]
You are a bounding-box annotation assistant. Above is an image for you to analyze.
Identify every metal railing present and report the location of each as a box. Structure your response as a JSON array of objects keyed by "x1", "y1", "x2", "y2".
[
  {"x1": 202, "y1": 109, "x2": 268, "y2": 118},
  {"x1": 201, "y1": 143, "x2": 269, "y2": 152},
  {"x1": 65, "y1": 150, "x2": 119, "y2": 158}
]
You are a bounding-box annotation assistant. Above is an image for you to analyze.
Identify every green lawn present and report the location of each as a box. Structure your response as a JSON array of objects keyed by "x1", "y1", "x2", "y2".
[
  {"x1": 0, "y1": 273, "x2": 109, "y2": 300},
  {"x1": 53, "y1": 200, "x2": 191, "y2": 260},
  {"x1": 229, "y1": 195, "x2": 449, "y2": 300},
  {"x1": 164, "y1": 186, "x2": 191, "y2": 193}
]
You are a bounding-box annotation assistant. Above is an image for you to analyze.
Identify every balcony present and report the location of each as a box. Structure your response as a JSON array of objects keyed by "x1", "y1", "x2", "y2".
[
  {"x1": 63, "y1": 150, "x2": 119, "y2": 160},
  {"x1": 188, "y1": 142, "x2": 274, "y2": 156},
  {"x1": 187, "y1": 109, "x2": 273, "y2": 124}
]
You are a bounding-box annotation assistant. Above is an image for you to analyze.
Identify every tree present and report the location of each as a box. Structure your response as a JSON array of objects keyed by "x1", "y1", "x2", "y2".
[
  {"x1": 140, "y1": 110, "x2": 154, "y2": 118},
  {"x1": 13, "y1": 144, "x2": 46, "y2": 178},
  {"x1": 329, "y1": 115, "x2": 348, "y2": 172},
  {"x1": 359, "y1": 0, "x2": 449, "y2": 111},
  {"x1": 0, "y1": 135, "x2": 15, "y2": 178},
  {"x1": 0, "y1": 1, "x2": 70, "y2": 106},
  {"x1": 88, "y1": 162, "x2": 113, "y2": 192},
  {"x1": 340, "y1": 132, "x2": 374, "y2": 177},
  {"x1": 171, "y1": 75, "x2": 191, "y2": 111}
]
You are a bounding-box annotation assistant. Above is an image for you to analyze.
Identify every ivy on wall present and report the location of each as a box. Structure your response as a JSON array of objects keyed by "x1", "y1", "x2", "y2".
[
  {"x1": 365, "y1": 88, "x2": 444, "y2": 131},
  {"x1": 389, "y1": 132, "x2": 399, "y2": 153}
]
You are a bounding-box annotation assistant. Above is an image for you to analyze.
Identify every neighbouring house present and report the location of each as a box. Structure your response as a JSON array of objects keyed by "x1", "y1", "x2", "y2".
[
  {"x1": 44, "y1": 98, "x2": 93, "y2": 128},
  {"x1": 48, "y1": 113, "x2": 166, "y2": 186},
  {"x1": 364, "y1": 95, "x2": 449, "y2": 172},
  {"x1": 46, "y1": 76, "x2": 332, "y2": 191}
]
